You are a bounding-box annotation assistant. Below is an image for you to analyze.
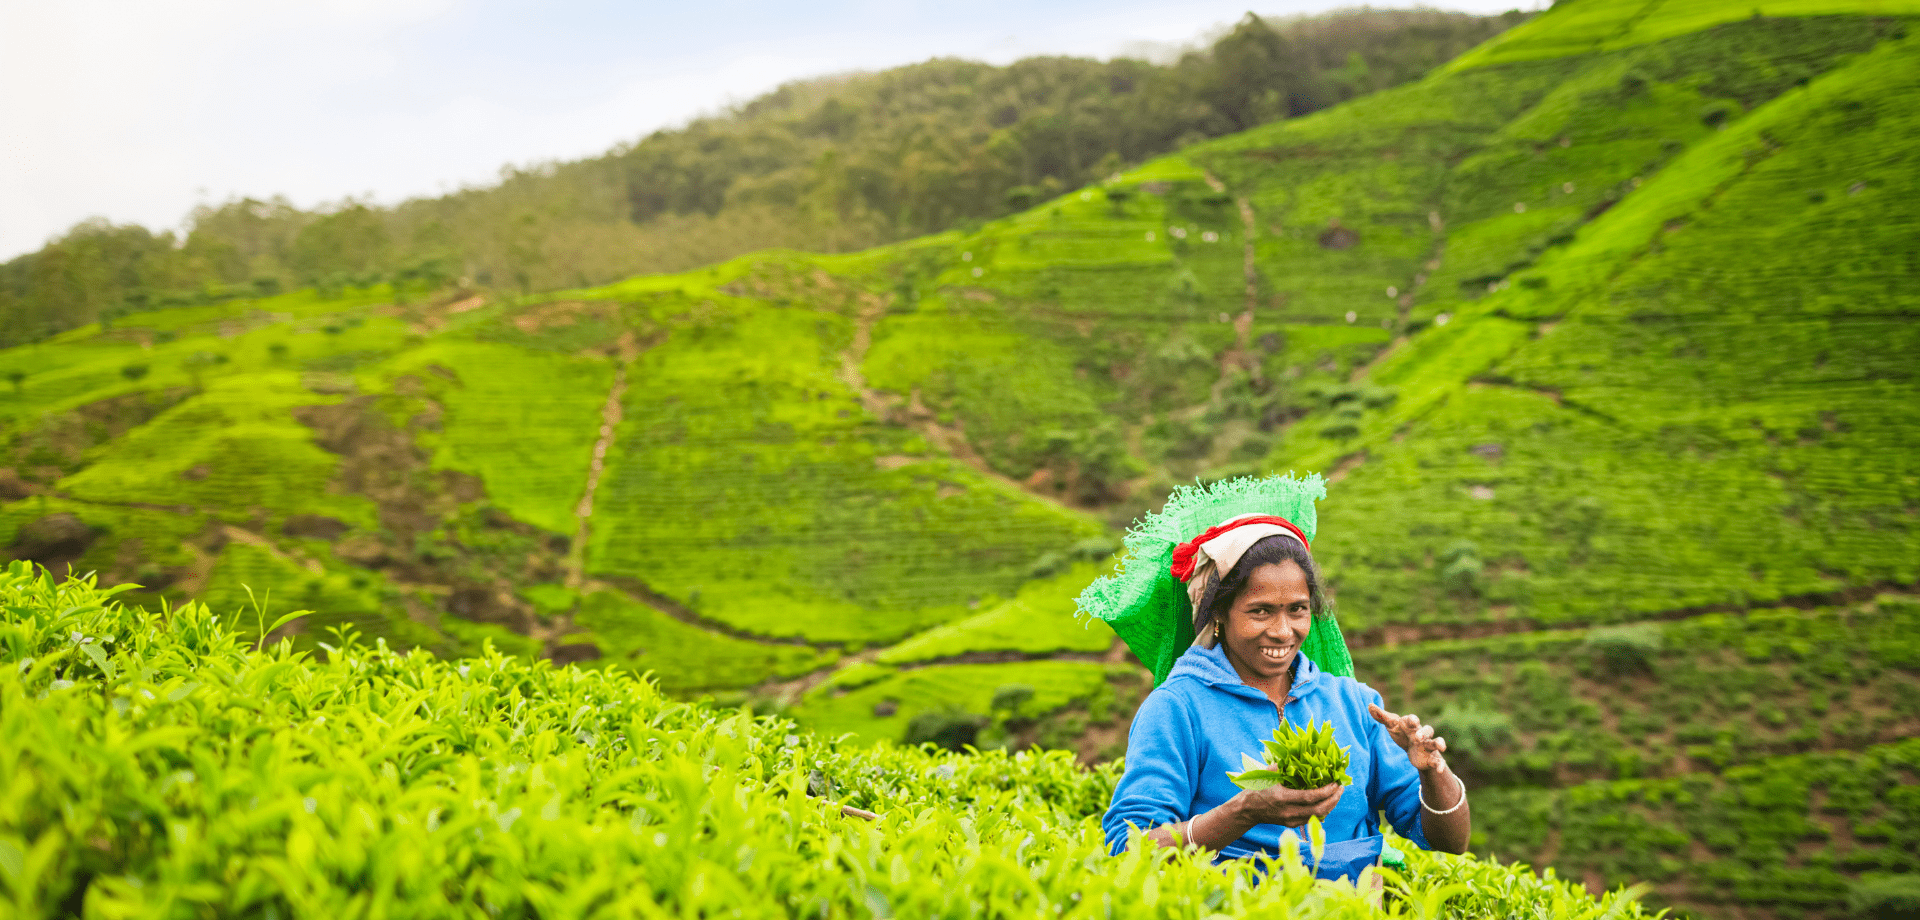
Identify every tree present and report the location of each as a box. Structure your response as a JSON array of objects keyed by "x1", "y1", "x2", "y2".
[
  {"x1": 1203, "y1": 14, "x2": 1310, "y2": 131},
  {"x1": 289, "y1": 203, "x2": 391, "y2": 286}
]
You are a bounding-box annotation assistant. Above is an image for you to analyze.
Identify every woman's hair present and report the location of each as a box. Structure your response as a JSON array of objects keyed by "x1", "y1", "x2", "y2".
[{"x1": 1192, "y1": 534, "x2": 1331, "y2": 634}]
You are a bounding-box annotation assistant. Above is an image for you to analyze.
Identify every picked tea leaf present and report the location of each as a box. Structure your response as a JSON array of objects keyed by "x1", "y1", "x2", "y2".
[{"x1": 1228, "y1": 719, "x2": 1354, "y2": 791}]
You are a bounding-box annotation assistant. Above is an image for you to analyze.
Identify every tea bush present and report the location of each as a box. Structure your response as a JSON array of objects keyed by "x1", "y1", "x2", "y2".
[
  {"x1": 0, "y1": 563, "x2": 1661, "y2": 919},
  {"x1": 1473, "y1": 739, "x2": 1920, "y2": 914},
  {"x1": 1358, "y1": 599, "x2": 1920, "y2": 786}
]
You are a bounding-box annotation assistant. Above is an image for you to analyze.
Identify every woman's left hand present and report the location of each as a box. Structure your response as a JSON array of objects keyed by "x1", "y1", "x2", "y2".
[{"x1": 1367, "y1": 704, "x2": 1448, "y2": 772}]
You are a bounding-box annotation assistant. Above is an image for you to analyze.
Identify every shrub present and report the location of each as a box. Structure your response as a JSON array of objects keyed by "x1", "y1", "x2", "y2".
[
  {"x1": 1440, "y1": 542, "x2": 1485, "y2": 596},
  {"x1": 990, "y1": 682, "x2": 1036, "y2": 716},
  {"x1": 1848, "y1": 874, "x2": 1920, "y2": 919},
  {"x1": 1584, "y1": 623, "x2": 1664, "y2": 677},
  {"x1": 1432, "y1": 701, "x2": 1517, "y2": 758},
  {"x1": 903, "y1": 705, "x2": 988, "y2": 750}
]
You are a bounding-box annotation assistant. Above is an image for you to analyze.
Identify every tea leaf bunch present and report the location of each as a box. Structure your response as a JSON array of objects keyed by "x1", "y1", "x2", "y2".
[{"x1": 1228, "y1": 720, "x2": 1356, "y2": 791}]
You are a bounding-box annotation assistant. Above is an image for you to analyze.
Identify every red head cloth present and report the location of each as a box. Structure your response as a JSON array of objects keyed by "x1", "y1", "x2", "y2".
[{"x1": 1169, "y1": 514, "x2": 1311, "y2": 584}]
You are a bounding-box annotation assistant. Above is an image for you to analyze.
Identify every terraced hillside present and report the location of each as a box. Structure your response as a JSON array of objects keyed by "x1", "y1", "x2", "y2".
[{"x1": 2, "y1": 1, "x2": 1919, "y2": 916}]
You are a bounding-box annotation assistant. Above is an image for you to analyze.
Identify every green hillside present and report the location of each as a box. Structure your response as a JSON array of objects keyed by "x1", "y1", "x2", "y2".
[{"x1": 3, "y1": 0, "x2": 1920, "y2": 916}]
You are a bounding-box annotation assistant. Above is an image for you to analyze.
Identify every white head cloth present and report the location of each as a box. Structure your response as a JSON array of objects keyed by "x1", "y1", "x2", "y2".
[{"x1": 1187, "y1": 513, "x2": 1309, "y2": 648}]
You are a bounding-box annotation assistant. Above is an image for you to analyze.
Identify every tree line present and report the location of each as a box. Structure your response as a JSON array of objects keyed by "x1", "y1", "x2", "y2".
[{"x1": 0, "y1": 8, "x2": 1528, "y2": 346}]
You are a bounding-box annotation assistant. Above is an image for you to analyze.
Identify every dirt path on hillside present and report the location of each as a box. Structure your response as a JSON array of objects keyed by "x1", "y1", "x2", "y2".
[
  {"x1": 1144, "y1": 172, "x2": 1270, "y2": 468},
  {"x1": 566, "y1": 355, "x2": 629, "y2": 589},
  {"x1": 756, "y1": 647, "x2": 884, "y2": 707},
  {"x1": 530, "y1": 306, "x2": 1086, "y2": 655},
  {"x1": 553, "y1": 333, "x2": 850, "y2": 650},
  {"x1": 1204, "y1": 171, "x2": 1263, "y2": 397},
  {"x1": 219, "y1": 524, "x2": 322, "y2": 573},
  {"x1": 50, "y1": 492, "x2": 198, "y2": 515},
  {"x1": 1237, "y1": 195, "x2": 1261, "y2": 381},
  {"x1": 1347, "y1": 213, "x2": 1447, "y2": 387},
  {"x1": 834, "y1": 290, "x2": 1083, "y2": 513}
]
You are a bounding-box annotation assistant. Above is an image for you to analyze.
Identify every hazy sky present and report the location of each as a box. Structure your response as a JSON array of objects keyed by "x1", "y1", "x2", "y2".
[{"x1": 0, "y1": 0, "x2": 1530, "y2": 260}]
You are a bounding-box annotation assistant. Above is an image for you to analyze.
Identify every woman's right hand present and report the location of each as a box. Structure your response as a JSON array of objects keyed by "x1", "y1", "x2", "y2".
[{"x1": 1232, "y1": 782, "x2": 1344, "y2": 829}]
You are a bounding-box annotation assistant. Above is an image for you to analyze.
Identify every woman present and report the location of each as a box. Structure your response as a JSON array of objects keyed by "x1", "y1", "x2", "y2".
[{"x1": 1080, "y1": 477, "x2": 1469, "y2": 876}]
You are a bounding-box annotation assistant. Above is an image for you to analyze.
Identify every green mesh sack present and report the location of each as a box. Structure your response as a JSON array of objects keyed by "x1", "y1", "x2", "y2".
[{"x1": 1077, "y1": 473, "x2": 1353, "y2": 685}]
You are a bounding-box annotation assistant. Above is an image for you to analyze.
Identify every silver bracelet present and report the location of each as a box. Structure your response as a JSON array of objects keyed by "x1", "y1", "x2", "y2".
[
  {"x1": 1419, "y1": 771, "x2": 1467, "y2": 815},
  {"x1": 1185, "y1": 810, "x2": 1203, "y2": 846}
]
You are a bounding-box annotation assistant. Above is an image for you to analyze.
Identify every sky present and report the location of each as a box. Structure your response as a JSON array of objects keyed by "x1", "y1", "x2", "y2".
[{"x1": 0, "y1": 0, "x2": 1531, "y2": 261}]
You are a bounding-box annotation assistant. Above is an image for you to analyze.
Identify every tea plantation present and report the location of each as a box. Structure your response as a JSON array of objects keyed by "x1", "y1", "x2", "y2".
[
  {"x1": 2, "y1": 0, "x2": 1919, "y2": 916},
  {"x1": 0, "y1": 564, "x2": 1668, "y2": 918}
]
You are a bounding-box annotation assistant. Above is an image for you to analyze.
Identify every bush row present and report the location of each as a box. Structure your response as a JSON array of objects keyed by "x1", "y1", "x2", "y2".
[
  {"x1": 1475, "y1": 738, "x2": 1920, "y2": 916},
  {"x1": 0, "y1": 562, "x2": 1659, "y2": 919},
  {"x1": 1356, "y1": 599, "x2": 1920, "y2": 786}
]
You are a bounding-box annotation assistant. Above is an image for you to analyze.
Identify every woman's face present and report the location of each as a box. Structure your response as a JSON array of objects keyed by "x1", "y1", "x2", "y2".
[{"x1": 1220, "y1": 560, "x2": 1314, "y2": 685}]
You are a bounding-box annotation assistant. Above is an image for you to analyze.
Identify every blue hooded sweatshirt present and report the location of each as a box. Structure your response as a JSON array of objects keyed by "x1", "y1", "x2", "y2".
[{"x1": 1103, "y1": 642, "x2": 1430, "y2": 875}]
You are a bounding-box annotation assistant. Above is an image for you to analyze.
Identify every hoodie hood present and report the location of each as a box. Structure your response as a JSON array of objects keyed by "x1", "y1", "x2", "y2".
[{"x1": 1166, "y1": 641, "x2": 1323, "y2": 699}]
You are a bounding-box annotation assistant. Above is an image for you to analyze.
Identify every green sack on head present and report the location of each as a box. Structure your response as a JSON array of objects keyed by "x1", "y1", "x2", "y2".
[{"x1": 1076, "y1": 473, "x2": 1353, "y2": 685}]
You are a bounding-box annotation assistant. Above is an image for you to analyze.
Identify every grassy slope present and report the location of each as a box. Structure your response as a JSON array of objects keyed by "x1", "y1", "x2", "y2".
[
  {"x1": 1212, "y1": 10, "x2": 1915, "y2": 916},
  {"x1": 1363, "y1": 597, "x2": 1920, "y2": 784},
  {"x1": 573, "y1": 264, "x2": 1104, "y2": 644},
  {"x1": 1473, "y1": 736, "x2": 1920, "y2": 910},
  {"x1": 1, "y1": 4, "x2": 1917, "y2": 916},
  {"x1": 383, "y1": 340, "x2": 612, "y2": 536},
  {"x1": 1444, "y1": 0, "x2": 1920, "y2": 71},
  {"x1": 0, "y1": 260, "x2": 1104, "y2": 686},
  {"x1": 796, "y1": 8, "x2": 1920, "y2": 918},
  {"x1": 1273, "y1": 17, "x2": 1920, "y2": 632}
]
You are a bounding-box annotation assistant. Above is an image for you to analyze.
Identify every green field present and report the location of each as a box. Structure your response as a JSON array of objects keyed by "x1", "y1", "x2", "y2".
[{"x1": 1, "y1": 1, "x2": 1917, "y2": 915}]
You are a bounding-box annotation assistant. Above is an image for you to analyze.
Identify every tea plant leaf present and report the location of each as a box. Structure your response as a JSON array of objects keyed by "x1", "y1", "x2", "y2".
[
  {"x1": 265, "y1": 609, "x2": 311, "y2": 637},
  {"x1": 1309, "y1": 815, "x2": 1327, "y2": 874},
  {"x1": 0, "y1": 835, "x2": 23, "y2": 888},
  {"x1": 78, "y1": 642, "x2": 114, "y2": 681}
]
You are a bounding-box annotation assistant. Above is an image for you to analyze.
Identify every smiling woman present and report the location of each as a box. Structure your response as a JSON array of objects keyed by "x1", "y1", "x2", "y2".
[{"x1": 1081, "y1": 475, "x2": 1471, "y2": 879}]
